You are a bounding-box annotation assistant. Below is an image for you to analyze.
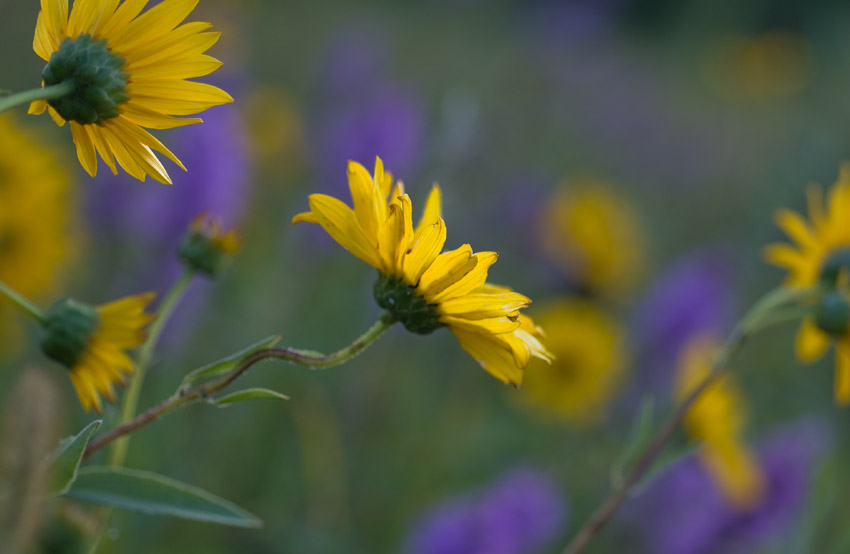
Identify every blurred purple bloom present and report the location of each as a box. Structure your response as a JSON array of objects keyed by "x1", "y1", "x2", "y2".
[
  {"x1": 309, "y1": 27, "x2": 427, "y2": 193},
  {"x1": 631, "y1": 251, "x2": 738, "y2": 395},
  {"x1": 632, "y1": 420, "x2": 830, "y2": 554},
  {"x1": 405, "y1": 467, "x2": 566, "y2": 554},
  {"x1": 86, "y1": 98, "x2": 251, "y2": 340}
]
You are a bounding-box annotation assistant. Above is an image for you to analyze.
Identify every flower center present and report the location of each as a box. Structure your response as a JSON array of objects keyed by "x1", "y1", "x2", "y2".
[
  {"x1": 41, "y1": 298, "x2": 99, "y2": 368},
  {"x1": 373, "y1": 275, "x2": 443, "y2": 335},
  {"x1": 42, "y1": 34, "x2": 129, "y2": 125}
]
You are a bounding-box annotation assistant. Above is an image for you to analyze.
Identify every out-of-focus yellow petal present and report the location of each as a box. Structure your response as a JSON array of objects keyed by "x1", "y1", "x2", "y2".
[{"x1": 795, "y1": 317, "x2": 831, "y2": 363}]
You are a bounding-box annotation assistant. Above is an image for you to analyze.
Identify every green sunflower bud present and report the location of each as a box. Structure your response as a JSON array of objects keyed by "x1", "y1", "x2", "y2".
[
  {"x1": 815, "y1": 292, "x2": 850, "y2": 336},
  {"x1": 42, "y1": 34, "x2": 129, "y2": 125},
  {"x1": 40, "y1": 299, "x2": 98, "y2": 368},
  {"x1": 373, "y1": 275, "x2": 442, "y2": 335},
  {"x1": 178, "y1": 215, "x2": 242, "y2": 277}
]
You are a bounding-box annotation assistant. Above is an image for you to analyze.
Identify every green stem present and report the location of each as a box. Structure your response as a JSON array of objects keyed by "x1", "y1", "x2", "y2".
[
  {"x1": 0, "y1": 82, "x2": 73, "y2": 115},
  {"x1": 108, "y1": 269, "x2": 195, "y2": 467},
  {"x1": 560, "y1": 286, "x2": 819, "y2": 554},
  {"x1": 0, "y1": 279, "x2": 46, "y2": 323},
  {"x1": 84, "y1": 315, "x2": 396, "y2": 459}
]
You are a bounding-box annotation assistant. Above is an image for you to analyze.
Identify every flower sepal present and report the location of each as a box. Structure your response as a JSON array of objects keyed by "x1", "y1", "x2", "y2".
[
  {"x1": 41, "y1": 298, "x2": 98, "y2": 368},
  {"x1": 815, "y1": 291, "x2": 850, "y2": 336},
  {"x1": 373, "y1": 274, "x2": 442, "y2": 335}
]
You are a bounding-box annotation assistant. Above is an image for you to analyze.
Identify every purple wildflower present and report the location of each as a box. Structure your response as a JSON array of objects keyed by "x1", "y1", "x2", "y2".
[
  {"x1": 631, "y1": 420, "x2": 831, "y2": 554},
  {"x1": 405, "y1": 467, "x2": 566, "y2": 554}
]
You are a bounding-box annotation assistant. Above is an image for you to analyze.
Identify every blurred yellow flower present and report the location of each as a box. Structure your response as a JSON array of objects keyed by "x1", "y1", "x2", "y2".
[
  {"x1": 520, "y1": 299, "x2": 627, "y2": 426},
  {"x1": 703, "y1": 31, "x2": 810, "y2": 101},
  {"x1": 764, "y1": 164, "x2": 850, "y2": 405},
  {"x1": 293, "y1": 157, "x2": 552, "y2": 385},
  {"x1": 675, "y1": 333, "x2": 765, "y2": 509},
  {"x1": 42, "y1": 293, "x2": 155, "y2": 412},
  {"x1": 0, "y1": 115, "x2": 79, "y2": 355},
  {"x1": 541, "y1": 179, "x2": 646, "y2": 297},
  {"x1": 29, "y1": 0, "x2": 233, "y2": 183}
]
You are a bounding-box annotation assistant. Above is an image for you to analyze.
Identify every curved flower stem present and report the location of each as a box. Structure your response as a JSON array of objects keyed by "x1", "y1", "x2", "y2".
[
  {"x1": 0, "y1": 82, "x2": 73, "y2": 115},
  {"x1": 109, "y1": 269, "x2": 195, "y2": 467},
  {"x1": 0, "y1": 279, "x2": 46, "y2": 324},
  {"x1": 560, "y1": 286, "x2": 820, "y2": 554},
  {"x1": 85, "y1": 315, "x2": 396, "y2": 459}
]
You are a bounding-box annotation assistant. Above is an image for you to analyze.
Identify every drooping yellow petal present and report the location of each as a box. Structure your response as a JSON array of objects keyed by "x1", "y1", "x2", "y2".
[
  {"x1": 306, "y1": 194, "x2": 381, "y2": 269},
  {"x1": 774, "y1": 208, "x2": 814, "y2": 247},
  {"x1": 795, "y1": 317, "x2": 831, "y2": 363},
  {"x1": 70, "y1": 122, "x2": 97, "y2": 177},
  {"x1": 28, "y1": 99, "x2": 48, "y2": 116},
  {"x1": 451, "y1": 327, "x2": 524, "y2": 386},
  {"x1": 441, "y1": 315, "x2": 521, "y2": 335}
]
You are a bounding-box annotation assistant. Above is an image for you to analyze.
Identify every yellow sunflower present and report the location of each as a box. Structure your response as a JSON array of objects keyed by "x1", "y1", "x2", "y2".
[
  {"x1": 293, "y1": 157, "x2": 552, "y2": 385},
  {"x1": 0, "y1": 115, "x2": 79, "y2": 355},
  {"x1": 764, "y1": 163, "x2": 850, "y2": 404},
  {"x1": 520, "y1": 299, "x2": 627, "y2": 426},
  {"x1": 29, "y1": 0, "x2": 233, "y2": 184},
  {"x1": 541, "y1": 178, "x2": 646, "y2": 298},
  {"x1": 675, "y1": 333, "x2": 765, "y2": 509},
  {"x1": 41, "y1": 293, "x2": 155, "y2": 412}
]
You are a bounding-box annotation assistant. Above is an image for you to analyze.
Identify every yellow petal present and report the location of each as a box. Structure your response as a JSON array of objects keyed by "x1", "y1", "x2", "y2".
[
  {"x1": 70, "y1": 121, "x2": 97, "y2": 176},
  {"x1": 47, "y1": 106, "x2": 66, "y2": 127},
  {"x1": 379, "y1": 203, "x2": 405, "y2": 276},
  {"x1": 374, "y1": 156, "x2": 393, "y2": 199},
  {"x1": 88, "y1": 125, "x2": 118, "y2": 174},
  {"x1": 348, "y1": 160, "x2": 381, "y2": 242},
  {"x1": 429, "y1": 252, "x2": 498, "y2": 304},
  {"x1": 439, "y1": 291, "x2": 530, "y2": 319},
  {"x1": 419, "y1": 244, "x2": 475, "y2": 297},
  {"x1": 127, "y1": 81, "x2": 233, "y2": 116},
  {"x1": 28, "y1": 99, "x2": 48, "y2": 115},
  {"x1": 441, "y1": 315, "x2": 521, "y2": 335},
  {"x1": 413, "y1": 184, "x2": 442, "y2": 240},
  {"x1": 122, "y1": 20, "x2": 211, "y2": 63},
  {"x1": 120, "y1": 103, "x2": 202, "y2": 129},
  {"x1": 109, "y1": 0, "x2": 199, "y2": 54},
  {"x1": 40, "y1": 0, "x2": 68, "y2": 52},
  {"x1": 451, "y1": 327, "x2": 523, "y2": 386},
  {"x1": 403, "y1": 218, "x2": 447, "y2": 286},
  {"x1": 292, "y1": 211, "x2": 319, "y2": 225},
  {"x1": 111, "y1": 116, "x2": 186, "y2": 170},
  {"x1": 795, "y1": 317, "x2": 831, "y2": 363},
  {"x1": 33, "y1": 12, "x2": 56, "y2": 60},
  {"x1": 774, "y1": 208, "x2": 814, "y2": 247},
  {"x1": 307, "y1": 194, "x2": 381, "y2": 269}
]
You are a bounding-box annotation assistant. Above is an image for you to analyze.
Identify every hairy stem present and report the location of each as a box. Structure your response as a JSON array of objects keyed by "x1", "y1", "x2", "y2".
[
  {"x1": 560, "y1": 286, "x2": 818, "y2": 554},
  {"x1": 0, "y1": 279, "x2": 46, "y2": 324},
  {"x1": 85, "y1": 315, "x2": 395, "y2": 459},
  {"x1": 109, "y1": 269, "x2": 195, "y2": 467},
  {"x1": 0, "y1": 82, "x2": 73, "y2": 115}
]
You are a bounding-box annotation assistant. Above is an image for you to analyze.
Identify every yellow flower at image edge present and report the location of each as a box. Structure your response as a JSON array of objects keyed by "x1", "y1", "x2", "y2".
[
  {"x1": 293, "y1": 157, "x2": 553, "y2": 385},
  {"x1": 29, "y1": 0, "x2": 233, "y2": 184},
  {"x1": 520, "y1": 300, "x2": 627, "y2": 426},
  {"x1": 675, "y1": 333, "x2": 765, "y2": 509},
  {"x1": 41, "y1": 293, "x2": 155, "y2": 412},
  {"x1": 764, "y1": 163, "x2": 850, "y2": 405},
  {"x1": 0, "y1": 115, "x2": 79, "y2": 354}
]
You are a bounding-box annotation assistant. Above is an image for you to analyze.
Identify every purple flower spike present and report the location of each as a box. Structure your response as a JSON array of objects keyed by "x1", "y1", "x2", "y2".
[
  {"x1": 405, "y1": 467, "x2": 566, "y2": 554},
  {"x1": 631, "y1": 420, "x2": 831, "y2": 554}
]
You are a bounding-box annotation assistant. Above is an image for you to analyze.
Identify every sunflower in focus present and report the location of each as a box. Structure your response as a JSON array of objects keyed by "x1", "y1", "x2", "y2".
[
  {"x1": 520, "y1": 299, "x2": 627, "y2": 426},
  {"x1": 293, "y1": 157, "x2": 552, "y2": 385},
  {"x1": 29, "y1": 0, "x2": 233, "y2": 184},
  {"x1": 764, "y1": 164, "x2": 850, "y2": 405},
  {"x1": 0, "y1": 115, "x2": 79, "y2": 355},
  {"x1": 675, "y1": 333, "x2": 764, "y2": 509},
  {"x1": 41, "y1": 293, "x2": 155, "y2": 412}
]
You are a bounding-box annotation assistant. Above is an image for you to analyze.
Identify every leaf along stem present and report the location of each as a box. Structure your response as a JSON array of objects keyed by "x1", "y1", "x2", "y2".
[{"x1": 84, "y1": 315, "x2": 396, "y2": 459}]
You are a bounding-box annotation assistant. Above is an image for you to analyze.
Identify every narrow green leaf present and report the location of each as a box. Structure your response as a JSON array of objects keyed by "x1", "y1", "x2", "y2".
[
  {"x1": 213, "y1": 388, "x2": 290, "y2": 408},
  {"x1": 610, "y1": 397, "x2": 654, "y2": 489},
  {"x1": 46, "y1": 419, "x2": 102, "y2": 496},
  {"x1": 66, "y1": 467, "x2": 262, "y2": 528},
  {"x1": 182, "y1": 335, "x2": 282, "y2": 386}
]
